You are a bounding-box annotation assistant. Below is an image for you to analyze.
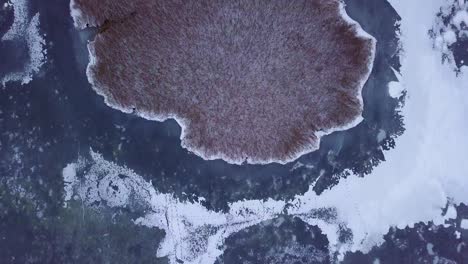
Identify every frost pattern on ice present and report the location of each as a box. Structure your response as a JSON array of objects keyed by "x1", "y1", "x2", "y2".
[
  {"x1": 262, "y1": 241, "x2": 328, "y2": 264},
  {"x1": 62, "y1": 151, "x2": 351, "y2": 263},
  {"x1": 1, "y1": 0, "x2": 47, "y2": 86}
]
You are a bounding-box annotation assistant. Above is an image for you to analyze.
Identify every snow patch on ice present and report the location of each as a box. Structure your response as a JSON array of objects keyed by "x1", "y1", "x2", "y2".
[
  {"x1": 388, "y1": 81, "x2": 404, "y2": 98},
  {"x1": 445, "y1": 205, "x2": 458, "y2": 220},
  {"x1": 62, "y1": 162, "x2": 77, "y2": 205},
  {"x1": 461, "y1": 219, "x2": 468, "y2": 229},
  {"x1": 1, "y1": 0, "x2": 46, "y2": 86}
]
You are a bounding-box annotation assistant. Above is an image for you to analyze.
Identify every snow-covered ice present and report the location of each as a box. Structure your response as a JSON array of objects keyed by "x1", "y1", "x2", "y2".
[{"x1": 62, "y1": 0, "x2": 468, "y2": 263}]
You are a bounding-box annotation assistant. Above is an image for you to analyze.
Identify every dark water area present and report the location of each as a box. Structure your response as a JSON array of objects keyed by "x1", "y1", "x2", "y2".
[
  {"x1": 3, "y1": 0, "x2": 465, "y2": 263},
  {"x1": 0, "y1": 1, "x2": 13, "y2": 35},
  {"x1": 0, "y1": 40, "x2": 29, "y2": 76},
  {"x1": 452, "y1": 39, "x2": 468, "y2": 69},
  {"x1": 218, "y1": 216, "x2": 331, "y2": 264}
]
